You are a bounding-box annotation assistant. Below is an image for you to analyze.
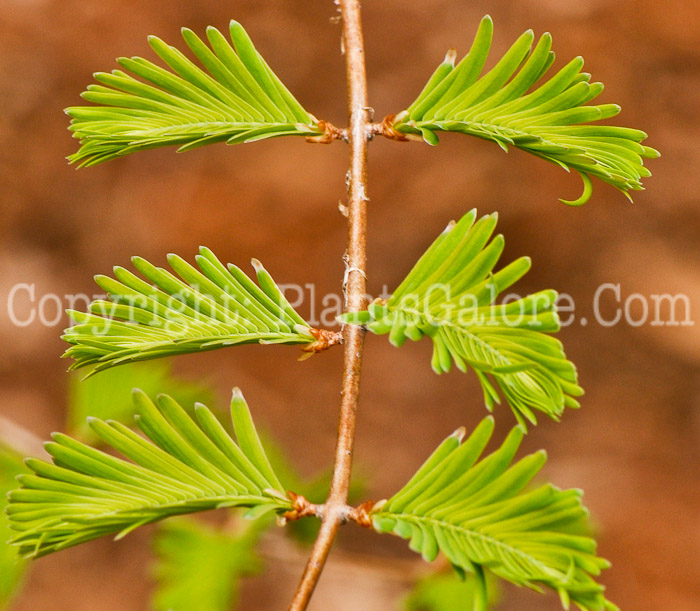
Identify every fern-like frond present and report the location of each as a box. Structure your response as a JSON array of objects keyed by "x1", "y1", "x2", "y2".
[
  {"x1": 372, "y1": 418, "x2": 617, "y2": 611},
  {"x1": 393, "y1": 15, "x2": 659, "y2": 205},
  {"x1": 339, "y1": 210, "x2": 582, "y2": 426},
  {"x1": 62, "y1": 248, "x2": 319, "y2": 374},
  {"x1": 67, "y1": 21, "x2": 322, "y2": 167},
  {"x1": 6, "y1": 390, "x2": 292, "y2": 558}
]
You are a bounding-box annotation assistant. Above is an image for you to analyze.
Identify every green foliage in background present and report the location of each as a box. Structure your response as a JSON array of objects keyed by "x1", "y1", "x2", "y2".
[
  {"x1": 404, "y1": 570, "x2": 500, "y2": 611},
  {"x1": 68, "y1": 362, "x2": 213, "y2": 443},
  {"x1": 152, "y1": 516, "x2": 263, "y2": 611}
]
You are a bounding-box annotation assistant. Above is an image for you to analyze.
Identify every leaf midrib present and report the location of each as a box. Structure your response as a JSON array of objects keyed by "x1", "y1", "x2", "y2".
[
  {"x1": 377, "y1": 510, "x2": 567, "y2": 583},
  {"x1": 76, "y1": 120, "x2": 317, "y2": 138},
  {"x1": 386, "y1": 304, "x2": 515, "y2": 369},
  {"x1": 400, "y1": 118, "x2": 568, "y2": 150}
]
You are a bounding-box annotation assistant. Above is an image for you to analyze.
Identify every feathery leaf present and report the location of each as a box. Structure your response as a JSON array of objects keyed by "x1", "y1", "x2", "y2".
[
  {"x1": 403, "y1": 569, "x2": 500, "y2": 611},
  {"x1": 62, "y1": 248, "x2": 317, "y2": 374},
  {"x1": 68, "y1": 361, "x2": 213, "y2": 442},
  {"x1": 393, "y1": 15, "x2": 659, "y2": 204},
  {"x1": 372, "y1": 419, "x2": 617, "y2": 611},
  {"x1": 339, "y1": 210, "x2": 583, "y2": 426},
  {"x1": 6, "y1": 390, "x2": 292, "y2": 558},
  {"x1": 67, "y1": 21, "x2": 322, "y2": 167}
]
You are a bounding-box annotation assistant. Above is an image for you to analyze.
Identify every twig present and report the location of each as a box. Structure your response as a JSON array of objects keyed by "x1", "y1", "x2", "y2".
[{"x1": 288, "y1": 0, "x2": 370, "y2": 608}]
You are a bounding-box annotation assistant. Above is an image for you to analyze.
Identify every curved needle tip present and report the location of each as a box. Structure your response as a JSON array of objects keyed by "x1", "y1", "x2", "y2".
[
  {"x1": 559, "y1": 172, "x2": 593, "y2": 207},
  {"x1": 250, "y1": 258, "x2": 263, "y2": 271}
]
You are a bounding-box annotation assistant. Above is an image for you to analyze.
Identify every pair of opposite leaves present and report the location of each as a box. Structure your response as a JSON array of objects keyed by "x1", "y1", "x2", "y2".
[{"x1": 9, "y1": 389, "x2": 614, "y2": 611}]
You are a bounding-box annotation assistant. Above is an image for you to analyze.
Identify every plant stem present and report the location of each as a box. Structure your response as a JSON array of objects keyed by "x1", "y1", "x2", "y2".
[{"x1": 288, "y1": 1, "x2": 370, "y2": 608}]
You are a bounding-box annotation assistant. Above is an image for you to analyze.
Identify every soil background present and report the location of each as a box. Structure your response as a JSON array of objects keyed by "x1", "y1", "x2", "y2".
[{"x1": 1, "y1": 0, "x2": 699, "y2": 609}]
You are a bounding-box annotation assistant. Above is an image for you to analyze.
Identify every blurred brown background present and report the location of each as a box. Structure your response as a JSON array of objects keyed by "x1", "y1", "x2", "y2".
[{"x1": 1, "y1": 0, "x2": 699, "y2": 609}]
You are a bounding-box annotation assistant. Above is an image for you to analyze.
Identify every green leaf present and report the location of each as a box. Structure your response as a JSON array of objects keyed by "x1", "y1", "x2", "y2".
[
  {"x1": 66, "y1": 21, "x2": 322, "y2": 167},
  {"x1": 373, "y1": 419, "x2": 617, "y2": 611},
  {"x1": 393, "y1": 15, "x2": 659, "y2": 205},
  {"x1": 152, "y1": 515, "x2": 263, "y2": 611},
  {"x1": 0, "y1": 446, "x2": 28, "y2": 609},
  {"x1": 403, "y1": 569, "x2": 500, "y2": 611},
  {"x1": 339, "y1": 210, "x2": 583, "y2": 426},
  {"x1": 62, "y1": 248, "x2": 316, "y2": 374},
  {"x1": 6, "y1": 390, "x2": 292, "y2": 558},
  {"x1": 68, "y1": 361, "x2": 213, "y2": 443}
]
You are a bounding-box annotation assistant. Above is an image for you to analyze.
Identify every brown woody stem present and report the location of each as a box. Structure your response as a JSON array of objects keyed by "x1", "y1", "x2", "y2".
[{"x1": 287, "y1": 0, "x2": 370, "y2": 608}]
